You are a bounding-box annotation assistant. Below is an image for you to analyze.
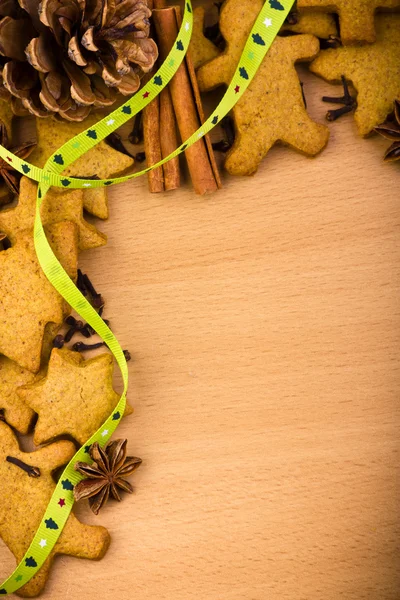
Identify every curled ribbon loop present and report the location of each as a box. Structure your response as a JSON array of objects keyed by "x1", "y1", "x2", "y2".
[{"x1": 0, "y1": 0, "x2": 294, "y2": 594}]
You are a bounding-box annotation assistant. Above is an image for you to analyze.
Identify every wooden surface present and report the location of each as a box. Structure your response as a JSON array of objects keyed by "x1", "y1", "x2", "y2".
[{"x1": 1, "y1": 69, "x2": 400, "y2": 598}]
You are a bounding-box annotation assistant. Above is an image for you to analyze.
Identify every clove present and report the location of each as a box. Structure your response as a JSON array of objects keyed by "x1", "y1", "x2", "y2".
[
  {"x1": 77, "y1": 271, "x2": 105, "y2": 309},
  {"x1": 212, "y1": 140, "x2": 232, "y2": 153},
  {"x1": 77, "y1": 269, "x2": 88, "y2": 296},
  {"x1": 72, "y1": 341, "x2": 106, "y2": 352},
  {"x1": 220, "y1": 116, "x2": 235, "y2": 147},
  {"x1": 129, "y1": 112, "x2": 143, "y2": 145},
  {"x1": 6, "y1": 456, "x2": 40, "y2": 478},
  {"x1": 322, "y1": 75, "x2": 357, "y2": 122},
  {"x1": 320, "y1": 35, "x2": 342, "y2": 50},
  {"x1": 52, "y1": 334, "x2": 65, "y2": 349},
  {"x1": 135, "y1": 151, "x2": 146, "y2": 163},
  {"x1": 105, "y1": 132, "x2": 136, "y2": 159},
  {"x1": 64, "y1": 316, "x2": 84, "y2": 343}
]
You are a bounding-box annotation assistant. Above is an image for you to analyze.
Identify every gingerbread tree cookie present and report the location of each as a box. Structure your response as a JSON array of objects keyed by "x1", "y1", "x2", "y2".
[
  {"x1": 310, "y1": 14, "x2": 400, "y2": 135},
  {"x1": 0, "y1": 421, "x2": 110, "y2": 597},
  {"x1": 0, "y1": 177, "x2": 106, "y2": 251},
  {"x1": 28, "y1": 114, "x2": 135, "y2": 219},
  {"x1": 197, "y1": 0, "x2": 329, "y2": 176},
  {"x1": 18, "y1": 348, "x2": 132, "y2": 446},
  {"x1": 0, "y1": 226, "x2": 78, "y2": 372},
  {"x1": 297, "y1": 0, "x2": 400, "y2": 44}
]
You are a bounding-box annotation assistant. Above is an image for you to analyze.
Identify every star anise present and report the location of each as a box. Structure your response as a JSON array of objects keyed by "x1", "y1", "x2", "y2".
[
  {"x1": 375, "y1": 99, "x2": 400, "y2": 162},
  {"x1": 74, "y1": 439, "x2": 142, "y2": 515},
  {"x1": 0, "y1": 119, "x2": 36, "y2": 203}
]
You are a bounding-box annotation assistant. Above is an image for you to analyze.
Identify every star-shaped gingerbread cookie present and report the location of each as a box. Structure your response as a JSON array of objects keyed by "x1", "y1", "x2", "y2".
[
  {"x1": 297, "y1": 0, "x2": 400, "y2": 44},
  {"x1": 196, "y1": 0, "x2": 329, "y2": 176},
  {"x1": 0, "y1": 225, "x2": 78, "y2": 372},
  {"x1": 310, "y1": 14, "x2": 400, "y2": 135},
  {"x1": 0, "y1": 177, "x2": 106, "y2": 251},
  {"x1": 0, "y1": 321, "x2": 63, "y2": 434},
  {"x1": 0, "y1": 356, "x2": 36, "y2": 434},
  {"x1": 82, "y1": 188, "x2": 109, "y2": 220},
  {"x1": 0, "y1": 421, "x2": 110, "y2": 597},
  {"x1": 28, "y1": 115, "x2": 134, "y2": 181},
  {"x1": 18, "y1": 348, "x2": 132, "y2": 446}
]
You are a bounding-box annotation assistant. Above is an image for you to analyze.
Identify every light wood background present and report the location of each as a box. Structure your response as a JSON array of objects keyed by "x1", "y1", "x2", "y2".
[{"x1": 1, "y1": 36, "x2": 400, "y2": 600}]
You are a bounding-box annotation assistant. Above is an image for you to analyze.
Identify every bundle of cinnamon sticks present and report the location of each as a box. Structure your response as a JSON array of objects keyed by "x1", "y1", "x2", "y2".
[{"x1": 145, "y1": 0, "x2": 221, "y2": 195}]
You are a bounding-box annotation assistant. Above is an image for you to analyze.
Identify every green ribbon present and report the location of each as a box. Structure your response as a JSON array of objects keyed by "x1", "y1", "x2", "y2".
[{"x1": 0, "y1": 0, "x2": 294, "y2": 594}]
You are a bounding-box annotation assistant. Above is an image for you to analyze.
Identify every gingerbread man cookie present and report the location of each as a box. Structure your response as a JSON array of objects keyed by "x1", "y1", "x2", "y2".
[
  {"x1": 297, "y1": 0, "x2": 400, "y2": 44},
  {"x1": 0, "y1": 421, "x2": 110, "y2": 597},
  {"x1": 197, "y1": 0, "x2": 329, "y2": 175},
  {"x1": 310, "y1": 14, "x2": 400, "y2": 135}
]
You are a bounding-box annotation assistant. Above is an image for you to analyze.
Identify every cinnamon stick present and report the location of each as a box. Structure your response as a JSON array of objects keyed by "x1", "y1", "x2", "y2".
[
  {"x1": 159, "y1": 86, "x2": 180, "y2": 190},
  {"x1": 175, "y1": 6, "x2": 222, "y2": 190},
  {"x1": 153, "y1": 8, "x2": 219, "y2": 195},
  {"x1": 143, "y1": 94, "x2": 164, "y2": 193}
]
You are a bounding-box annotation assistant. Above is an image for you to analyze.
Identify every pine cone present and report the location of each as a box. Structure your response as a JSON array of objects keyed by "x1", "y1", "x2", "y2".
[{"x1": 0, "y1": 0, "x2": 158, "y2": 121}]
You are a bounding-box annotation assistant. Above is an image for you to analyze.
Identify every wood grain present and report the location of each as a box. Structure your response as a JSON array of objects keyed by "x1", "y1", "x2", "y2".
[{"x1": 1, "y1": 55, "x2": 400, "y2": 600}]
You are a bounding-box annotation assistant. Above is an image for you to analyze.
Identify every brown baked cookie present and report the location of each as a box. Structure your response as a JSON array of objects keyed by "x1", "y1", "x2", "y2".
[
  {"x1": 0, "y1": 356, "x2": 36, "y2": 434},
  {"x1": 310, "y1": 14, "x2": 400, "y2": 135},
  {"x1": 0, "y1": 177, "x2": 106, "y2": 251},
  {"x1": 0, "y1": 320, "x2": 64, "y2": 435},
  {"x1": 189, "y1": 6, "x2": 220, "y2": 70},
  {"x1": 18, "y1": 348, "x2": 132, "y2": 446},
  {"x1": 29, "y1": 115, "x2": 134, "y2": 180},
  {"x1": 83, "y1": 188, "x2": 109, "y2": 220},
  {"x1": 0, "y1": 225, "x2": 78, "y2": 372},
  {"x1": 197, "y1": 0, "x2": 329, "y2": 176},
  {"x1": 282, "y1": 10, "x2": 338, "y2": 38},
  {"x1": 0, "y1": 421, "x2": 110, "y2": 597},
  {"x1": 297, "y1": 0, "x2": 400, "y2": 44}
]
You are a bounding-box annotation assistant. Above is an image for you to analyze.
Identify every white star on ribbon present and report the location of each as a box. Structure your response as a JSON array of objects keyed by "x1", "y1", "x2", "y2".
[
  {"x1": 83, "y1": 183, "x2": 92, "y2": 187},
  {"x1": 39, "y1": 539, "x2": 47, "y2": 548},
  {"x1": 185, "y1": 22, "x2": 190, "y2": 31},
  {"x1": 101, "y1": 429, "x2": 109, "y2": 437},
  {"x1": 197, "y1": 132, "x2": 204, "y2": 138},
  {"x1": 106, "y1": 119, "x2": 115, "y2": 126},
  {"x1": 264, "y1": 18, "x2": 273, "y2": 27}
]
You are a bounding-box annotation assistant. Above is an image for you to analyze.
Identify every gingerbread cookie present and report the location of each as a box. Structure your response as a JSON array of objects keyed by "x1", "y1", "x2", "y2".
[
  {"x1": 83, "y1": 188, "x2": 109, "y2": 220},
  {"x1": 0, "y1": 225, "x2": 78, "y2": 372},
  {"x1": 282, "y1": 11, "x2": 338, "y2": 38},
  {"x1": 0, "y1": 177, "x2": 107, "y2": 251},
  {"x1": 297, "y1": 0, "x2": 400, "y2": 44},
  {"x1": 0, "y1": 319, "x2": 64, "y2": 435},
  {"x1": 0, "y1": 421, "x2": 110, "y2": 597},
  {"x1": 0, "y1": 356, "x2": 36, "y2": 434},
  {"x1": 189, "y1": 7, "x2": 220, "y2": 70},
  {"x1": 29, "y1": 115, "x2": 134, "y2": 181},
  {"x1": 196, "y1": 0, "x2": 329, "y2": 176},
  {"x1": 310, "y1": 14, "x2": 400, "y2": 135},
  {"x1": 18, "y1": 348, "x2": 132, "y2": 446}
]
